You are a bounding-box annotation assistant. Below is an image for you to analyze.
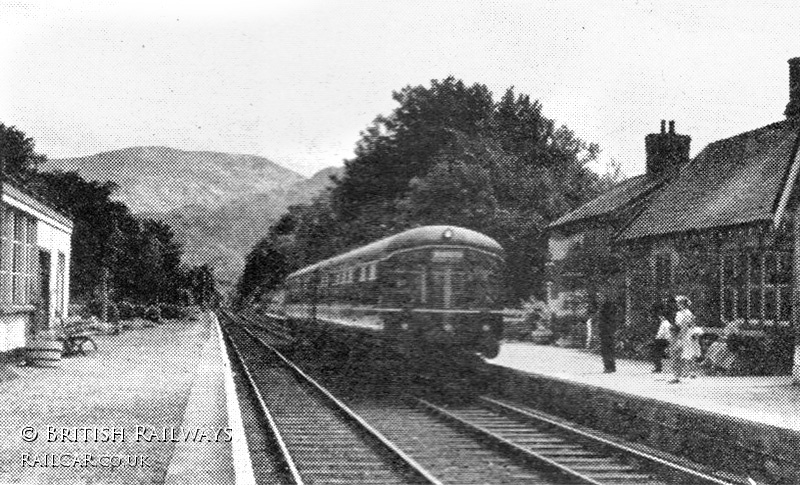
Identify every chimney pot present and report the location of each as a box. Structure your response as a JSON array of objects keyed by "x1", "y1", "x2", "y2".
[{"x1": 645, "y1": 120, "x2": 690, "y2": 177}]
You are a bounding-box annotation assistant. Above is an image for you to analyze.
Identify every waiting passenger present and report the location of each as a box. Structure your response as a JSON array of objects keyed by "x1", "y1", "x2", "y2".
[
  {"x1": 650, "y1": 305, "x2": 673, "y2": 373},
  {"x1": 703, "y1": 320, "x2": 740, "y2": 375},
  {"x1": 596, "y1": 292, "x2": 620, "y2": 374},
  {"x1": 669, "y1": 295, "x2": 697, "y2": 383}
]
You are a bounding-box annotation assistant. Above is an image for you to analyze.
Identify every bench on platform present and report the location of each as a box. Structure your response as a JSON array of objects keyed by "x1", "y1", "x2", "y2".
[{"x1": 57, "y1": 317, "x2": 100, "y2": 356}]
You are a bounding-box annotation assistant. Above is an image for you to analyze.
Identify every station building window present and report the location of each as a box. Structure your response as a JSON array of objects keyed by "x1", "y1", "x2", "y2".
[
  {"x1": 0, "y1": 206, "x2": 37, "y2": 306},
  {"x1": 720, "y1": 251, "x2": 791, "y2": 327}
]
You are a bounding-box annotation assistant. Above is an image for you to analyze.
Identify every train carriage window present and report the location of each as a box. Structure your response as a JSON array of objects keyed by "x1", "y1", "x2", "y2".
[
  {"x1": 369, "y1": 263, "x2": 378, "y2": 280},
  {"x1": 359, "y1": 265, "x2": 367, "y2": 282}
]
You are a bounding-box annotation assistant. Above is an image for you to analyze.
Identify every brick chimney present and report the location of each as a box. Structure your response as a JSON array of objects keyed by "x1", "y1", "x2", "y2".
[
  {"x1": 785, "y1": 57, "x2": 800, "y2": 119},
  {"x1": 645, "y1": 120, "x2": 690, "y2": 177}
]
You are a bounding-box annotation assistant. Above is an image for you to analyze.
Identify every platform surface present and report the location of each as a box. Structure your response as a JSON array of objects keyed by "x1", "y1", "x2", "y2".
[
  {"x1": 0, "y1": 312, "x2": 250, "y2": 484},
  {"x1": 489, "y1": 342, "x2": 800, "y2": 432}
]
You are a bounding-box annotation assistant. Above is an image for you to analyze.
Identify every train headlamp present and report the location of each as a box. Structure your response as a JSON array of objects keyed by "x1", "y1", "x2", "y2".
[
  {"x1": 482, "y1": 324, "x2": 491, "y2": 332},
  {"x1": 443, "y1": 323, "x2": 454, "y2": 332},
  {"x1": 400, "y1": 323, "x2": 410, "y2": 331},
  {"x1": 442, "y1": 228, "x2": 453, "y2": 240}
]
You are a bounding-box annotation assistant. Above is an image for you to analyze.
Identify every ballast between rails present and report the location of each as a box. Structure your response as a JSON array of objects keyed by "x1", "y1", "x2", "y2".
[
  {"x1": 221, "y1": 321, "x2": 304, "y2": 484},
  {"x1": 220, "y1": 312, "x2": 442, "y2": 485}
]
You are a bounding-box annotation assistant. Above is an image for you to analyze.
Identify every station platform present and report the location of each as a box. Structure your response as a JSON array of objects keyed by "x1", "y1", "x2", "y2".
[
  {"x1": 487, "y1": 343, "x2": 800, "y2": 483},
  {"x1": 0, "y1": 311, "x2": 254, "y2": 484}
]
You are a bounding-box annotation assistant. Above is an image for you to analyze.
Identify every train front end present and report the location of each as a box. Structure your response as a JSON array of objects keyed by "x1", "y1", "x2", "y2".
[{"x1": 383, "y1": 227, "x2": 505, "y2": 358}]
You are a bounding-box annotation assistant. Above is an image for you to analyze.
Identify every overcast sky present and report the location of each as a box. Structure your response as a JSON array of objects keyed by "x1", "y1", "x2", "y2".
[{"x1": 2, "y1": 1, "x2": 799, "y2": 177}]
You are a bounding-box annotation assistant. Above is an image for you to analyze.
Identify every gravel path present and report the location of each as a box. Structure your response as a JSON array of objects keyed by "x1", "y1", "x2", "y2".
[{"x1": 0, "y1": 316, "x2": 212, "y2": 484}]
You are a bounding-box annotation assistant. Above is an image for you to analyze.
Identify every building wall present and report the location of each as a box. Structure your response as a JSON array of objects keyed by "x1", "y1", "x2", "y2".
[
  {"x1": 624, "y1": 223, "x2": 795, "y2": 374},
  {"x1": 0, "y1": 314, "x2": 28, "y2": 352},
  {"x1": 37, "y1": 220, "x2": 72, "y2": 322},
  {"x1": 0, "y1": 185, "x2": 73, "y2": 353},
  {"x1": 546, "y1": 231, "x2": 586, "y2": 318}
]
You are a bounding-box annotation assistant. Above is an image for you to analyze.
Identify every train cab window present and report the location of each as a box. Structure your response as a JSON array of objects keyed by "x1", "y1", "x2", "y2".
[
  {"x1": 387, "y1": 270, "x2": 424, "y2": 306},
  {"x1": 427, "y1": 257, "x2": 500, "y2": 309}
]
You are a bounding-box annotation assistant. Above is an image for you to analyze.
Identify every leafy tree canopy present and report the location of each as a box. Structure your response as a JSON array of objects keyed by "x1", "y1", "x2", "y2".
[
  {"x1": 1, "y1": 123, "x2": 211, "y2": 308},
  {"x1": 239, "y1": 79, "x2": 613, "y2": 303}
]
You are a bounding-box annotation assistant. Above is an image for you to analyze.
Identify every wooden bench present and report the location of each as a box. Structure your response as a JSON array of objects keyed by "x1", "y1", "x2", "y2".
[
  {"x1": 57, "y1": 317, "x2": 100, "y2": 356},
  {"x1": 59, "y1": 333, "x2": 98, "y2": 356}
]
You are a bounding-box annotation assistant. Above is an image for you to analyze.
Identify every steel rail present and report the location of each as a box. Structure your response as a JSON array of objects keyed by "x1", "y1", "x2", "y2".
[
  {"x1": 414, "y1": 397, "x2": 606, "y2": 485},
  {"x1": 220, "y1": 317, "x2": 305, "y2": 485},
  {"x1": 227, "y1": 310, "x2": 294, "y2": 343},
  {"x1": 480, "y1": 396, "x2": 738, "y2": 485},
  {"x1": 236, "y1": 324, "x2": 443, "y2": 485}
]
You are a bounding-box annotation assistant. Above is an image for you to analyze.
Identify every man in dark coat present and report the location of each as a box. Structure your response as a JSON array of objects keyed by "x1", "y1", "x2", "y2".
[{"x1": 596, "y1": 292, "x2": 619, "y2": 373}]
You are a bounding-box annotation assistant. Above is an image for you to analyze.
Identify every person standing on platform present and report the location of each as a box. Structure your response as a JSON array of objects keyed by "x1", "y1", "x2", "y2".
[
  {"x1": 669, "y1": 295, "x2": 696, "y2": 383},
  {"x1": 596, "y1": 292, "x2": 619, "y2": 373},
  {"x1": 650, "y1": 305, "x2": 673, "y2": 373}
]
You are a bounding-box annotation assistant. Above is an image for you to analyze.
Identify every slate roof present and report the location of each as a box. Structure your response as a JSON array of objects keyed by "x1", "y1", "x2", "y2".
[
  {"x1": 549, "y1": 174, "x2": 664, "y2": 230},
  {"x1": 619, "y1": 119, "x2": 800, "y2": 240}
]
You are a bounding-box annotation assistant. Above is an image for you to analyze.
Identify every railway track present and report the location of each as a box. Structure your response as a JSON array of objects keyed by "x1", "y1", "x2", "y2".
[
  {"x1": 221, "y1": 314, "x2": 439, "y2": 485},
  {"x1": 221, "y1": 310, "x2": 738, "y2": 485},
  {"x1": 230, "y1": 309, "x2": 295, "y2": 343}
]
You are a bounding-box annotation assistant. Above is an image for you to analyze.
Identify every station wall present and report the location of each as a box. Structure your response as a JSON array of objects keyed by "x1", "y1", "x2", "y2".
[{"x1": 0, "y1": 183, "x2": 73, "y2": 353}]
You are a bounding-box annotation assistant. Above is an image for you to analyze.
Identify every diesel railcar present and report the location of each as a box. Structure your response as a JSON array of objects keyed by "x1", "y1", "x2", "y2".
[{"x1": 272, "y1": 225, "x2": 505, "y2": 358}]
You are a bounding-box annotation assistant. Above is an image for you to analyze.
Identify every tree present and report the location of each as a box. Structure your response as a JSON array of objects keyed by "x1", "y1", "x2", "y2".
[
  {"x1": 0, "y1": 123, "x2": 45, "y2": 180},
  {"x1": 31, "y1": 170, "x2": 188, "y2": 306},
  {"x1": 239, "y1": 78, "x2": 606, "y2": 303},
  {"x1": 187, "y1": 265, "x2": 216, "y2": 309},
  {"x1": 235, "y1": 235, "x2": 289, "y2": 306},
  {"x1": 333, "y1": 77, "x2": 495, "y2": 222}
]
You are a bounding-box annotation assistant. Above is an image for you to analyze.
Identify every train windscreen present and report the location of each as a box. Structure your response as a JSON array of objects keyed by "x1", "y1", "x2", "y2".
[{"x1": 384, "y1": 249, "x2": 501, "y2": 309}]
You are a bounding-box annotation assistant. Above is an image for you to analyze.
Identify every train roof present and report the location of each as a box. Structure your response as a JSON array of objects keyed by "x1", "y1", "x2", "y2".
[{"x1": 287, "y1": 225, "x2": 503, "y2": 279}]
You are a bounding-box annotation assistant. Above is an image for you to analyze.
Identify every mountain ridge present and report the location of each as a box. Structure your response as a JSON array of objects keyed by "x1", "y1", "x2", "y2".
[
  {"x1": 48, "y1": 146, "x2": 342, "y2": 287},
  {"x1": 48, "y1": 146, "x2": 307, "y2": 213}
]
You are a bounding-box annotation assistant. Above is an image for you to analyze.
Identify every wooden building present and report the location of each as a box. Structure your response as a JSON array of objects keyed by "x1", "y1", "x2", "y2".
[
  {"x1": 0, "y1": 180, "x2": 73, "y2": 356},
  {"x1": 547, "y1": 58, "x2": 800, "y2": 379}
]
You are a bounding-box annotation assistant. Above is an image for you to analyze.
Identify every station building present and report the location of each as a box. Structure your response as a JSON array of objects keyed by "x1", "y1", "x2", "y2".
[
  {"x1": 0, "y1": 180, "x2": 73, "y2": 355},
  {"x1": 547, "y1": 57, "x2": 800, "y2": 380}
]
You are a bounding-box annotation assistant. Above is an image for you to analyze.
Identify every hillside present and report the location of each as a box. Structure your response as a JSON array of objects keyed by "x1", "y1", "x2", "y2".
[
  {"x1": 48, "y1": 147, "x2": 342, "y2": 287},
  {"x1": 48, "y1": 146, "x2": 306, "y2": 212}
]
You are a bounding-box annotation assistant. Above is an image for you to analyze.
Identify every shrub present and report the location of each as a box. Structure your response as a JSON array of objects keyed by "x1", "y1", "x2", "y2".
[
  {"x1": 145, "y1": 305, "x2": 162, "y2": 323},
  {"x1": 134, "y1": 305, "x2": 147, "y2": 319},
  {"x1": 85, "y1": 299, "x2": 104, "y2": 319},
  {"x1": 160, "y1": 303, "x2": 183, "y2": 320},
  {"x1": 550, "y1": 315, "x2": 586, "y2": 346},
  {"x1": 118, "y1": 301, "x2": 136, "y2": 320}
]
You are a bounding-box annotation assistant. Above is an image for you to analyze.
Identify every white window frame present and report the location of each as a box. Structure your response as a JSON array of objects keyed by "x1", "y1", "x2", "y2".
[{"x1": 0, "y1": 206, "x2": 37, "y2": 306}]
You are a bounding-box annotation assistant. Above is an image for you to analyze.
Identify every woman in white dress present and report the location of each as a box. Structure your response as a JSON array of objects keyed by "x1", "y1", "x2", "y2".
[{"x1": 669, "y1": 295, "x2": 698, "y2": 383}]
